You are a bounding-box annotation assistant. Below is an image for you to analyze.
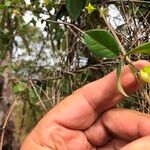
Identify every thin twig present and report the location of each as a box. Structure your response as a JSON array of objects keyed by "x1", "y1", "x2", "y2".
[
  {"x1": 34, "y1": 84, "x2": 54, "y2": 107},
  {"x1": 0, "y1": 99, "x2": 16, "y2": 150},
  {"x1": 46, "y1": 20, "x2": 85, "y2": 34},
  {"x1": 29, "y1": 80, "x2": 47, "y2": 111},
  {"x1": 143, "y1": 89, "x2": 150, "y2": 105}
]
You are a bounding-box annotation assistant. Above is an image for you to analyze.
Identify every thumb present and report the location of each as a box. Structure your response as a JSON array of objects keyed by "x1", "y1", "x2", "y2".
[{"x1": 121, "y1": 136, "x2": 150, "y2": 150}]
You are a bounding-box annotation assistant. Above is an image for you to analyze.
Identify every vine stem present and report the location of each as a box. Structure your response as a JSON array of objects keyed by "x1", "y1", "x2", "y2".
[{"x1": 99, "y1": 8, "x2": 150, "y2": 103}]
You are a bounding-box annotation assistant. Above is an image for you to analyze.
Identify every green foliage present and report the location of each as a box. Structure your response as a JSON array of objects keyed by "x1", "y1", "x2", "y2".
[
  {"x1": 28, "y1": 87, "x2": 38, "y2": 104},
  {"x1": 127, "y1": 42, "x2": 150, "y2": 55},
  {"x1": 4, "y1": 0, "x2": 11, "y2": 7},
  {"x1": 0, "y1": 4, "x2": 8, "y2": 10},
  {"x1": 13, "y1": 82, "x2": 26, "y2": 93},
  {"x1": 67, "y1": 0, "x2": 84, "y2": 19},
  {"x1": 84, "y1": 29, "x2": 120, "y2": 58}
]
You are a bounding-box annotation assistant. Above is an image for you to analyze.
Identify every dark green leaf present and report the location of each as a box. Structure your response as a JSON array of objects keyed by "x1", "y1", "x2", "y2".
[
  {"x1": 67, "y1": 0, "x2": 84, "y2": 19},
  {"x1": 117, "y1": 62, "x2": 129, "y2": 97},
  {"x1": 84, "y1": 29, "x2": 120, "y2": 58}
]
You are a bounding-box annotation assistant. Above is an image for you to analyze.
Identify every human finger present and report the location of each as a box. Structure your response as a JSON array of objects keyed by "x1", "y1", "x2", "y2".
[
  {"x1": 97, "y1": 138, "x2": 128, "y2": 150},
  {"x1": 102, "y1": 109, "x2": 150, "y2": 141},
  {"x1": 41, "y1": 60, "x2": 150, "y2": 130},
  {"x1": 121, "y1": 136, "x2": 150, "y2": 150},
  {"x1": 85, "y1": 108, "x2": 150, "y2": 146}
]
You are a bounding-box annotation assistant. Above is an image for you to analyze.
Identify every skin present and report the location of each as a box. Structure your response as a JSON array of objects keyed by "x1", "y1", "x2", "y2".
[{"x1": 21, "y1": 60, "x2": 150, "y2": 150}]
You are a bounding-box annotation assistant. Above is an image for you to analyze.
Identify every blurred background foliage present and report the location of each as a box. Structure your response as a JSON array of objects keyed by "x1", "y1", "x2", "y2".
[{"x1": 0, "y1": 0, "x2": 149, "y2": 149}]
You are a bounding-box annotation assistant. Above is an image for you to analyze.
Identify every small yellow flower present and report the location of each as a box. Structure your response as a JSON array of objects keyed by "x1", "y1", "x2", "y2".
[
  {"x1": 140, "y1": 66, "x2": 150, "y2": 83},
  {"x1": 85, "y1": 3, "x2": 96, "y2": 14}
]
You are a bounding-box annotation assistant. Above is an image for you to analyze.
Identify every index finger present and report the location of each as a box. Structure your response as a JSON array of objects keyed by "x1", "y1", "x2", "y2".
[{"x1": 40, "y1": 60, "x2": 150, "y2": 130}]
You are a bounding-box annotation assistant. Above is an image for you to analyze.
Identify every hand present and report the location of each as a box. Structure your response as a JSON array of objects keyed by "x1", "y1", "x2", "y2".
[{"x1": 21, "y1": 60, "x2": 150, "y2": 150}]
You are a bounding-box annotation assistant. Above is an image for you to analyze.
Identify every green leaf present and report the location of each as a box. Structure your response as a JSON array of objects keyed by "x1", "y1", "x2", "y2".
[
  {"x1": 127, "y1": 42, "x2": 150, "y2": 55},
  {"x1": 84, "y1": 29, "x2": 120, "y2": 58},
  {"x1": 117, "y1": 62, "x2": 129, "y2": 97},
  {"x1": 13, "y1": 82, "x2": 26, "y2": 93},
  {"x1": 140, "y1": 66, "x2": 150, "y2": 83},
  {"x1": 5, "y1": 0, "x2": 11, "y2": 7},
  {"x1": 0, "y1": 4, "x2": 7, "y2": 10},
  {"x1": 28, "y1": 87, "x2": 38, "y2": 104},
  {"x1": 67, "y1": 0, "x2": 84, "y2": 19}
]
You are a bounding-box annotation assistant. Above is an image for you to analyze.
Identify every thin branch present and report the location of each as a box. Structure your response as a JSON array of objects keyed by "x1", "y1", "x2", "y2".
[
  {"x1": 29, "y1": 80, "x2": 47, "y2": 111},
  {"x1": 143, "y1": 89, "x2": 150, "y2": 105},
  {"x1": 0, "y1": 99, "x2": 16, "y2": 150},
  {"x1": 46, "y1": 20, "x2": 85, "y2": 34},
  {"x1": 34, "y1": 84, "x2": 54, "y2": 107}
]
